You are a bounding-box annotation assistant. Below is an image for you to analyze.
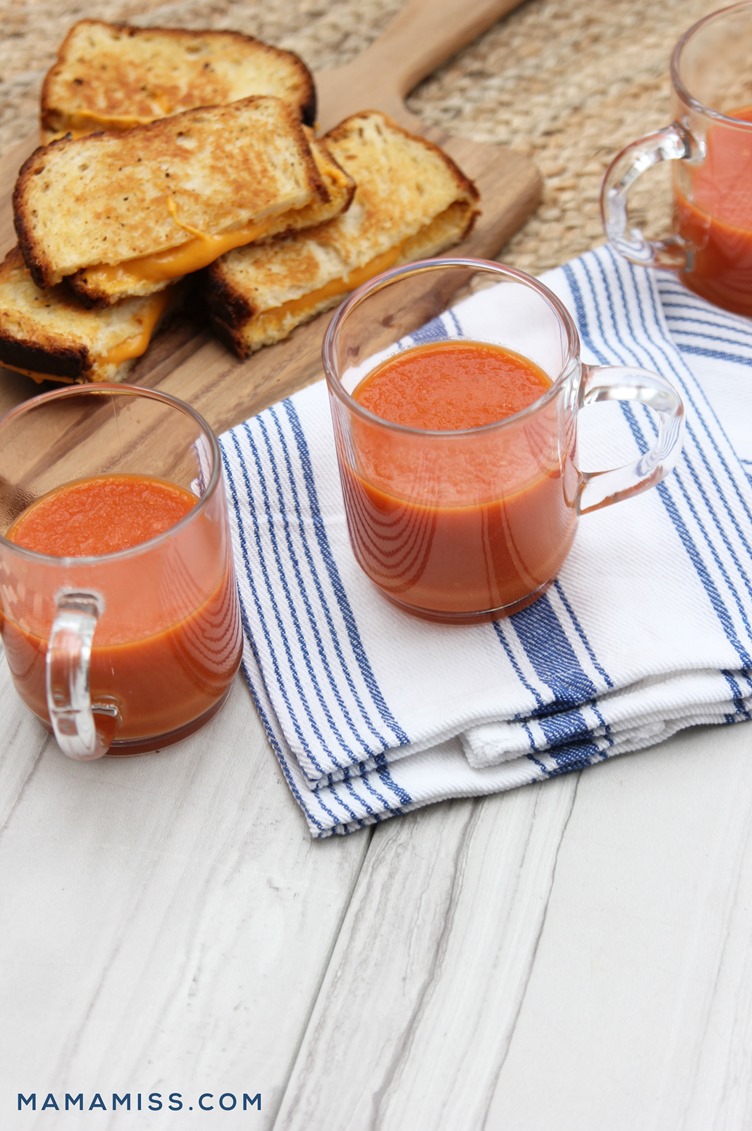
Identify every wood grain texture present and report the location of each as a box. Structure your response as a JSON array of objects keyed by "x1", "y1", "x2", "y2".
[
  {"x1": 0, "y1": 0, "x2": 541, "y2": 434},
  {"x1": 0, "y1": 677, "x2": 371, "y2": 1123},
  {"x1": 271, "y1": 724, "x2": 752, "y2": 1131},
  {"x1": 273, "y1": 779, "x2": 579, "y2": 1129}
]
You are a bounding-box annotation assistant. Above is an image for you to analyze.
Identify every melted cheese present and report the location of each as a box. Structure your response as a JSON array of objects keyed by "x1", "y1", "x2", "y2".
[
  {"x1": 48, "y1": 90, "x2": 180, "y2": 139},
  {"x1": 272, "y1": 248, "x2": 403, "y2": 323},
  {"x1": 84, "y1": 200, "x2": 279, "y2": 290},
  {"x1": 50, "y1": 110, "x2": 156, "y2": 139},
  {"x1": 0, "y1": 362, "x2": 75, "y2": 384},
  {"x1": 0, "y1": 291, "x2": 171, "y2": 383},
  {"x1": 100, "y1": 290, "x2": 172, "y2": 366}
]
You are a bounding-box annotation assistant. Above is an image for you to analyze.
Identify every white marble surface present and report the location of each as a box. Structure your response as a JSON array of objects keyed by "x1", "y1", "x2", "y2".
[{"x1": 2, "y1": 654, "x2": 752, "y2": 1129}]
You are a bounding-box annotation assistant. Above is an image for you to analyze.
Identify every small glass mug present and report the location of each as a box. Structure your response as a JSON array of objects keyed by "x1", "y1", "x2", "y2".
[
  {"x1": 322, "y1": 258, "x2": 685, "y2": 625},
  {"x1": 601, "y1": 1, "x2": 752, "y2": 316},
  {"x1": 0, "y1": 384, "x2": 243, "y2": 760}
]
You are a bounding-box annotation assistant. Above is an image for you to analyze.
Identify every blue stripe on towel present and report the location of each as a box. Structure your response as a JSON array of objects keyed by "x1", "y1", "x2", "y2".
[
  {"x1": 491, "y1": 621, "x2": 543, "y2": 753},
  {"x1": 552, "y1": 579, "x2": 614, "y2": 690},
  {"x1": 261, "y1": 407, "x2": 390, "y2": 756},
  {"x1": 508, "y1": 596, "x2": 603, "y2": 759},
  {"x1": 564, "y1": 253, "x2": 752, "y2": 668},
  {"x1": 658, "y1": 279, "x2": 752, "y2": 352},
  {"x1": 511, "y1": 596, "x2": 598, "y2": 709},
  {"x1": 247, "y1": 414, "x2": 374, "y2": 767},
  {"x1": 282, "y1": 399, "x2": 411, "y2": 755},
  {"x1": 225, "y1": 429, "x2": 335, "y2": 775}
]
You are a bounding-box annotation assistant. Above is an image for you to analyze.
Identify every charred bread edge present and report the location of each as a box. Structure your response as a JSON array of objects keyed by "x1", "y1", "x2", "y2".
[{"x1": 0, "y1": 333, "x2": 90, "y2": 382}]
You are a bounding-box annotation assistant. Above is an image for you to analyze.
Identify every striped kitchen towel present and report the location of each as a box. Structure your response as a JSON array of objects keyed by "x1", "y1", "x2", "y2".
[{"x1": 219, "y1": 243, "x2": 752, "y2": 837}]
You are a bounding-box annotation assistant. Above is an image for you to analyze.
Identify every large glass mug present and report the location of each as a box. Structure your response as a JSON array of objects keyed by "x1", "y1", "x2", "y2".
[
  {"x1": 322, "y1": 258, "x2": 685, "y2": 625},
  {"x1": 601, "y1": 1, "x2": 752, "y2": 316},
  {"x1": 0, "y1": 384, "x2": 243, "y2": 760}
]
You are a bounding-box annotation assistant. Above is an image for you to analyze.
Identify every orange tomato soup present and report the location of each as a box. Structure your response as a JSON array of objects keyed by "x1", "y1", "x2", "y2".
[
  {"x1": 345, "y1": 341, "x2": 577, "y2": 620},
  {"x1": 6, "y1": 473, "x2": 196, "y2": 556},
  {"x1": 2, "y1": 474, "x2": 242, "y2": 749},
  {"x1": 674, "y1": 105, "x2": 752, "y2": 315}
]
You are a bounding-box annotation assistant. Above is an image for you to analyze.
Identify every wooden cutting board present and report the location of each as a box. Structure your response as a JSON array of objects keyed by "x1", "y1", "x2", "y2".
[{"x1": 0, "y1": 0, "x2": 542, "y2": 432}]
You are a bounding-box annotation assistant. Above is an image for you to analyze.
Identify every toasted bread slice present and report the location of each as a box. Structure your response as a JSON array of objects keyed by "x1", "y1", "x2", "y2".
[
  {"x1": 63, "y1": 129, "x2": 354, "y2": 307},
  {"x1": 40, "y1": 20, "x2": 316, "y2": 141},
  {"x1": 203, "y1": 110, "x2": 480, "y2": 356},
  {"x1": 0, "y1": 248, "x2": 178, "y2": 384},
  {"x1": 14, "y1": 96, "x2": 352, "y2": 305}
]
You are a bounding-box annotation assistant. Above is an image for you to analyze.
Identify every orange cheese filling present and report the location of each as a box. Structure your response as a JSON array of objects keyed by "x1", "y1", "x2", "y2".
[
  {"x1": 0, "y1": 363, "x2": 75, "y2": 385},
  {"x1": 272, "y1": 247, "x2": 403, "y2": 322},
  {"x1": 48, "y1": 96, "x2": 178, "y2": 139},
  {"x1": 100, "y1": 289, "x2": 173, "y2": 365},
  {"x1": 261, "y1": 203, "x2": 468, "y2": 328},
  {"x1": 0, "y1": 290, "x2": 171, "y2": 383},
  {"x1": 48, "y1": 110, "x2": 155, "y2": 139},
  {"x1": 82, "y1": 199, "x2": 285, "y2": 289}
]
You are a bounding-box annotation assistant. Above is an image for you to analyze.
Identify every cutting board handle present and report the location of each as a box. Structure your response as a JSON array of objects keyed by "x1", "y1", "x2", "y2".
[
  {"x1": 355, "y1": 0, "x2": 526, "y2": 99},
  {"x1": 316, "y1": 0, "x2": 528, "y2": 128}
]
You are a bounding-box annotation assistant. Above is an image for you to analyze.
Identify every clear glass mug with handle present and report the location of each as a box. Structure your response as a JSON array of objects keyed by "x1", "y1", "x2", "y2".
[
  {"x1": 322, "y1": 257, "x2": 685, "y2": 625},
  {"x1": 0, "y1": 384, "x2": 243, "y2": 760},
  {"x1": 601, "y1": 1, "x2": 752, "y2": 316}
]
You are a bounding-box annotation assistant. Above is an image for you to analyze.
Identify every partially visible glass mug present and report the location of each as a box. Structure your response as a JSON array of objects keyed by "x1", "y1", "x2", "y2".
[
  {"x1": 0, "y1": 384, "x2": 242, "y2": 760},
  {"x1": 601, "y1": 1, "x2": 752, "y2": 316},
  {"x1": 322, "y1": 257, "x2": 685, "y2": 625}
]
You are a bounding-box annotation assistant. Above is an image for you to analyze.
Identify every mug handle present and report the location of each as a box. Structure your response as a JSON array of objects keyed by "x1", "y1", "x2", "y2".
[
  {"x1": 577, "y1": 364, "x2": 685, "y2": 514},
  {"x1": 46, "y1": 590, "x2": 120, "y2": 761},
  {"x1": 600, "y1": 122, "x2": 694, "y2": 270}
]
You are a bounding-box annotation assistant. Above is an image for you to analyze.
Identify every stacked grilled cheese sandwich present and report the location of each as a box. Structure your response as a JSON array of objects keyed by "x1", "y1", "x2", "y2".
[
  {"x1": 14, "y1": 97, "x2": 354, "y2": 304},
  {"x1": 0, "y1": 19, "x2": 480, "y2": 386},
  {"x1": 40, "y1": 20, "x2": 317, "y2": 141},
  {"x1": 203, "y1": 110, "x2": 480, "y2": 356}
]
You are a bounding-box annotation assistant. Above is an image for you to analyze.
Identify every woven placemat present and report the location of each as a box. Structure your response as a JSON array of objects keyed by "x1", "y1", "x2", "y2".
[{"x1": 0, "y1": 0, "x2": 717, "y2": 273}]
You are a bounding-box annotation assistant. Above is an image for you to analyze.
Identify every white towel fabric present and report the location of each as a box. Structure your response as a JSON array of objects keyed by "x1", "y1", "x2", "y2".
[{"x1": 219, "y1": 244, "x2": 752, "y2": 837}]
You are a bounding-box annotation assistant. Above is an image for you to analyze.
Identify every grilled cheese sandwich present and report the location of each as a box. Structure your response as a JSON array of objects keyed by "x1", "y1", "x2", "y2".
[
  {"x1": 203, "y1": 111, "x2": 480, "y2": 356},
  {"x1": 0, "y1": 247, "x2": 178, "y2": 384},
  {"x1": 14, "y1": 96, "x2": 354, "y2": 306},
  {"x1": 40, "y1": 20, "x2": 317, "y2": 142}
]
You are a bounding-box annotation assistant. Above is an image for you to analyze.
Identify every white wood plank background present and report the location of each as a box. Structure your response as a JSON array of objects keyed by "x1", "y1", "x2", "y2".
[
  {"x1": 273, "y1": 725, "x2": 752, "y2": 1131},
  {"x1": 2, "y1": 666, "x2": 752, "y2": 1130}
]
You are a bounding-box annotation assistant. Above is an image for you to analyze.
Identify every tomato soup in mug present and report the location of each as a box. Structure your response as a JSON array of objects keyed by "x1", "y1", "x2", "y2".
[
  {"x1": 674, "y1": 105, "x2": 752, "y2": 316},
  {"x1": 601, "y1": 5, "x2": 752, "y2": 317},
  {"x1": 324, "y1": 258, "x2": 684, "y2": 625},
  {"x1": 343, "y1": 340, "x2": 578, "y2": 621},
  {"x1": 2, "y1": 472, "x2": 242, "y2": 751}
]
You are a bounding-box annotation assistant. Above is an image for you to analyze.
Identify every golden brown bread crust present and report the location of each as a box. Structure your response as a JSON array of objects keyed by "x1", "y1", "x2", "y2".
[
  {"x1": 324, "y1": 111, "x2": 479, "y2": 215},
  {"x1": 0, "y1": 332, "x2": 87, "y2": 384},
  {"x1": 203, "y1": 110, "x2": 481, "y2": 356},
  {"x1": 0, "y1": 247, "x2": 177, "y2": 383},
  {"x1": 40, "y1": 20, "x2": 317, "y2": 138},
  {"x1": 59, "y1": 131, "x2": 353, "y2": 308},
  {"x1": 13, "y1": 96, "x2": 333, "y2": 298}
]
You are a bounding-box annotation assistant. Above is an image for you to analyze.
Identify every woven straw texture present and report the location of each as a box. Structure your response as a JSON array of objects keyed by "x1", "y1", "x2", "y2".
[{"x1": 0, "y1": 0, "x2": 718, "y2": 273}]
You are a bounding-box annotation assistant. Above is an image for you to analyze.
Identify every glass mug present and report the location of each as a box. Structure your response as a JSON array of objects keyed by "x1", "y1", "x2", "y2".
[
  {"x1": 322, "y1": 258, "x2": 685, "y2": 625},
  {"x1": 601, "y1": 1, "x2": 752, "y2": 316},
  {"x1": 0, "y1": 384, "x2": 242, "y2": 760}
]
